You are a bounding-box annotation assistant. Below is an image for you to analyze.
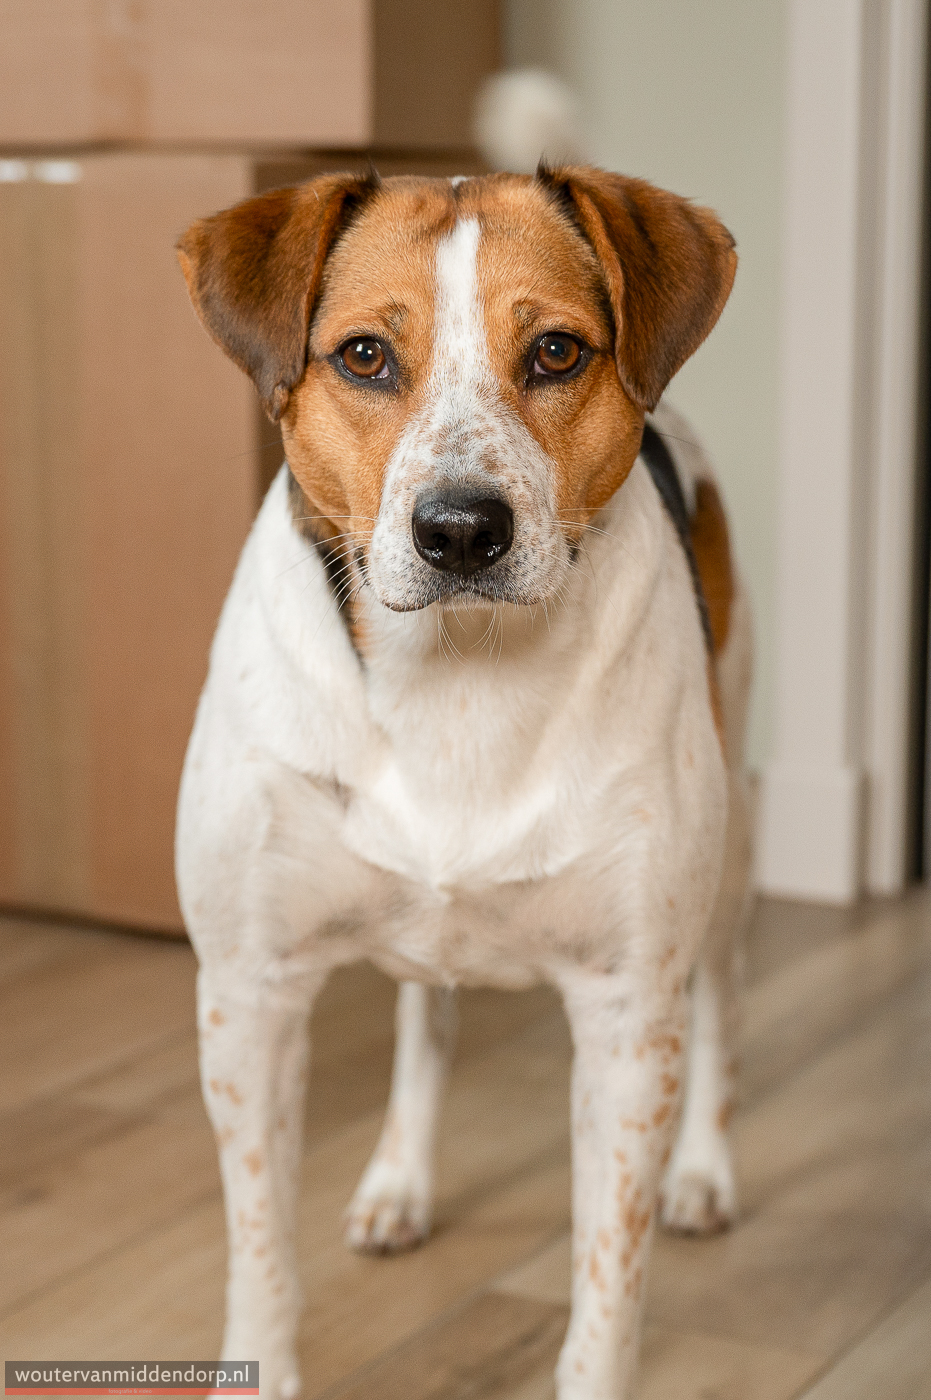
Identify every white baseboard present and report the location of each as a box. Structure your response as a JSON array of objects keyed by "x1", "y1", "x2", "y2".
[{"x1": 757, "y1": 762, "x2": 865, "y2": 903}]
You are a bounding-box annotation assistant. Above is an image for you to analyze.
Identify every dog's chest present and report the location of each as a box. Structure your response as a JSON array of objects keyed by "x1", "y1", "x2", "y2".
[{"x1": 337, "y1": 626, "x2": 606, "y2": 892}]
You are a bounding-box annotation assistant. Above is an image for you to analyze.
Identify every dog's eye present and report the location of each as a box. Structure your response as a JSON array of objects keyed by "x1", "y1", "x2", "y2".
[
  {"x1": 340, "y1": 338, "x2": 388, "y2": 379},
  {"x1": 533, "y1": 334, "x2": 582, "y2": 377}
]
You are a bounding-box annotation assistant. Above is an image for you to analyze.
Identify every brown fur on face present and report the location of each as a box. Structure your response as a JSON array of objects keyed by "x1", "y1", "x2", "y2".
[
  {"x1": 176, "y1": 171, "x2": 379, "y2": 422},
  {"x1": 541, "y1": 166, "x2": 738, "y2": 413},
  {"x1": 177, "y1": 168, "x2": 736, "y2": 570}
]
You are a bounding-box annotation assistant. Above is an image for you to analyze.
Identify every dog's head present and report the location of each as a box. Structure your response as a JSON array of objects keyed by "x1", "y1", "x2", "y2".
[{"x1": 178, "y1": 169, "x2": 735, "y2": 612}]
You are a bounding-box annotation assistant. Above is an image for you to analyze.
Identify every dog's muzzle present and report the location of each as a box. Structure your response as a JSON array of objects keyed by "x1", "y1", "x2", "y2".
[{"x1": 411, "y1": 488, "x2": 514, "y2": 577}]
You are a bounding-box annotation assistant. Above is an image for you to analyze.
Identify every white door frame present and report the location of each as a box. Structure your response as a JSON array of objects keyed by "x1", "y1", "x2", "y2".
[{"x1": 758, "y1": 0, "x2": 927, "y2": 903}]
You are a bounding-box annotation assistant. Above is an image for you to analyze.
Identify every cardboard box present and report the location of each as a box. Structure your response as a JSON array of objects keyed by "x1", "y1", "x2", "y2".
[
  {"x1": 0, "y1": 153, "x2": 256, "y2": 930},
  {"x1": 0, "y1": 148, "x2": 492, "y2": 933},
  {"x1": 0, "y1": 1, "x2": 498, "y2": 151}
]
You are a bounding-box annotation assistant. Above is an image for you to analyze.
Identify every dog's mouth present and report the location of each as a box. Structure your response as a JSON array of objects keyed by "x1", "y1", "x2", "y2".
[
  {"x1": 373, "y1": 560, "x2": 513, "y2": 614},
  {"x1": 370, "y1": 556, "x2": 568, "y2": 614}
]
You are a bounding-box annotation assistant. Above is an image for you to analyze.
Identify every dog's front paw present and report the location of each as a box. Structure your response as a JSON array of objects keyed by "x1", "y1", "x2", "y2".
[{"x1": 659, "y1": 1165, "x2": 735, "y2": 1235}]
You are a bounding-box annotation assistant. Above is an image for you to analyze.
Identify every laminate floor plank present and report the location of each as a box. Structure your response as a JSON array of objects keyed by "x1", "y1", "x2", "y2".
[
  {"x1": 314, "y1": 1291, "x2": 569, "y2": 1400},
  {"x1": 0, "y1": 1086, "x2": 219, "y2": 1315},
  {"x1": 0, "y1": 935, "x2": 198, "y2": 1114},
  {"x1": 795, "y1": 1271, "x2": 931, "y2": 1400},
  {"x1": 1, "y1": 891, "x2": 929, "y2": 1400},
  {"x1": 744, "y1": 897, "x2": 872, "y2": 985},
  {"x1": 741, "y1": 889, "x2": 931, "y2": 1103}
]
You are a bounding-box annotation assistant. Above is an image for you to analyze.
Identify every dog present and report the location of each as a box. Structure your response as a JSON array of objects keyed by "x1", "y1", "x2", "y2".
[{"x1": 175, "y1": 165, "x2": 752, "y2": 1400}]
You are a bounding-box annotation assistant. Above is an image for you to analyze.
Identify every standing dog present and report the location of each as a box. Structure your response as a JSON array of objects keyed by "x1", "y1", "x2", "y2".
[{"x1": 176, "y1": 166, "x2": 752, "y2": 1400}]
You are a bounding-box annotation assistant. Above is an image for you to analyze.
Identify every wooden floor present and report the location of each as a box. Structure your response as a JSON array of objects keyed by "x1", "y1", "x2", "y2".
[{"x1": 1, "y1": 892, "x2": 930, "y2": 1399}]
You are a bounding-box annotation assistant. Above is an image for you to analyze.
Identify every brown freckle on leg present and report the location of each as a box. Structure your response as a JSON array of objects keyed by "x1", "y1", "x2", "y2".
[
  {"x1": 616, "y1": 1169, "x2": 633, "y2": 1201},
  {"x1": 661, "y1": 1072, "x2": 680, "y2": 1097},
  {"x1": 717, "y1": 1100, "x2": 735, "y2": 1131},
  {"x1": 208, "y1": 1008, "x2": 226, "y2": 1026},
  {"x1": 652, "y1": 1102, "x2": 672, "y2": 1127},
  {"x1": 209, "y1": 1078, "x2": 221, "y2": 1095},
  {"x1": 225, "y1": 1082, "x2": 243, "y2": 1105},
  {"x1": 243, "y1": 1149, "x2": 263, "y2": 1176}
]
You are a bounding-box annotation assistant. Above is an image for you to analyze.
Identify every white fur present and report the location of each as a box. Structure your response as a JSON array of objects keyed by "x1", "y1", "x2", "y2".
[
  {"x1": 367, "y1": 217, "x2": 567, "y2": 612},
  {"x1": 177, "y1": 218, "x2": 751, "y2": 1400}
]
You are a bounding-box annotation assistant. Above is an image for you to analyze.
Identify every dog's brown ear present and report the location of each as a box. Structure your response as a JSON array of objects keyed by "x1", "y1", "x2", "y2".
[
  {"x1": 176, "y1": 172, "x2": 378, "y2": 421},
  {"x1": 540, "y1": 165, "x2": 737, "y2": 412}
]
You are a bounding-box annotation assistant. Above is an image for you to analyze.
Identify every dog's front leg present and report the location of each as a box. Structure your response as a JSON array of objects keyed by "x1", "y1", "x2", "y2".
[
  {"x1": 555, "y1": 969, "x2": 687, "y2": 1400},
  {"x1": 345, "y1": 980, "x2": 457, "y2": 1253},
  {"x1": 198, "y1": 967, "x2": 324, "y2": 1400}
]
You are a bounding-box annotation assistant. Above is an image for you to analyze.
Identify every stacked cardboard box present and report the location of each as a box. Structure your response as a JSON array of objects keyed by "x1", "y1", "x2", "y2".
[{"x1": 0, "y1": 4, "x2": 499, "y2": 931}]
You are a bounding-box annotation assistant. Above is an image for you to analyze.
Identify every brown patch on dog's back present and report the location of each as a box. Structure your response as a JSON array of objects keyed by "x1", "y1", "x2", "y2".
[{"x1": 689, "y1": 477, "x2": 734, "y2": 655}]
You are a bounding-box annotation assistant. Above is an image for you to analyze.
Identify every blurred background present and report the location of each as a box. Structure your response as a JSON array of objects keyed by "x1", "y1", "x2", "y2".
[
  {"x1": 2, "y1": 5, "x2": 931, "y2": 1398},
  {"x1": 0, "y1": 0, "x2": 928, "y2": 930}
]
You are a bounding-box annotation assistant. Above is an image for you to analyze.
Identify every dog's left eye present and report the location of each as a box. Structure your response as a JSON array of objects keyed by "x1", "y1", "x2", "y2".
[
  {"x1": 340, "y1": 338, "x2": 388, "y2": 379},
  {"x1": 532, "y1": 333, "x2": 583, "y2": 378}
]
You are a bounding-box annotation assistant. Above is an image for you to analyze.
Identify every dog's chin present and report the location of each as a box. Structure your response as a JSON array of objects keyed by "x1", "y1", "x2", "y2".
[{"x1": 374, "y1": 572, "x2": 561, "y2": 615}]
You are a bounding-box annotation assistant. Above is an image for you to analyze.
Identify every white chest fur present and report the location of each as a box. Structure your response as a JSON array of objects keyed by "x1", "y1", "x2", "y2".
[{"x1": 177, "y1": 457, "x2": 726, "y2": 989}]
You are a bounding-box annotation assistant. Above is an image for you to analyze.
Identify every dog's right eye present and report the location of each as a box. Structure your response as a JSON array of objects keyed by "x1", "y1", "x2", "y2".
[{"x1": 340, "y1": 339, "x2": 388, "y2": 379}]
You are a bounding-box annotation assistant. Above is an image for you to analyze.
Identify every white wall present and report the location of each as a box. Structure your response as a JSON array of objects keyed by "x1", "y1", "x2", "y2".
[
  {"x1": 504, "y1": 0, "x2": 788, "y2": 772},
  {"x1": 504, "y1": 1, "x2": 928, "y2": 902}
]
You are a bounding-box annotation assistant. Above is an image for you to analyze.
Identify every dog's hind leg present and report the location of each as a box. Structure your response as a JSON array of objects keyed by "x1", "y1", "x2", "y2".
[
  {"x1": 198, "y1": 964, "x2": 324, "y2": 1400},
  {"x1": 661, "y1": 587, "x2": 754, "y2": 1235},
  {"x1": 345, "y1": 980, "x2": 457, "y2": 1253},
  {"x1": 658, "y1": 829, "x2": 745, "y2": 1234}
]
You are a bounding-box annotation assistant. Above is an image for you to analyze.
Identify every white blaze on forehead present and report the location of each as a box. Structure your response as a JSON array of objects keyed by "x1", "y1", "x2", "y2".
[
  {"x1": 368, "y1": 213, "x2": 565, "y2": 609},
  {"x1": 432, "y1": 217, "x2": 487, "y2": 391}
]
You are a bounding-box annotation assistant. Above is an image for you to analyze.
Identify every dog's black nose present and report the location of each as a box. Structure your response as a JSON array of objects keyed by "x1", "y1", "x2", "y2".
[{"x1": 411, "y1": 489, "x2": 514, "y2": 576}]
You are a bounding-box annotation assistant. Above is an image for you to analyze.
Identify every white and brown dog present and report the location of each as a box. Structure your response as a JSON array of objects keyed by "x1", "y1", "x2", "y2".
[{"x1": 175, "y1": 166, "x2": 752, "y2": 1400}]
